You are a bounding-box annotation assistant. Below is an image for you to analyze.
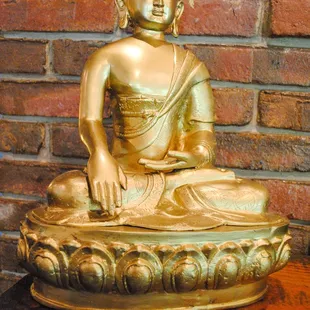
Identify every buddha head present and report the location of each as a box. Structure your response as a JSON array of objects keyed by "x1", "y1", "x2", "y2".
[{"x1": 115, "y1": 0, "x2": 185, "y2": 37}]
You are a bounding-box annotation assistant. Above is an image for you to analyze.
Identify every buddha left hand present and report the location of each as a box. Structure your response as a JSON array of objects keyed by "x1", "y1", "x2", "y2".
[{"x1": 139, "y1": 146, "x2": 212, "y2": 171}]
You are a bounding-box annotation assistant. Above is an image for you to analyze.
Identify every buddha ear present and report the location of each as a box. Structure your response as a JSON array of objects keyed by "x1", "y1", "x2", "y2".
[
  {"x1": 115, "y1": 0, "x2": 130, "y2": 29},
  {"x1": 171, "y1": 1, "x2": 184, "y2": 38}
]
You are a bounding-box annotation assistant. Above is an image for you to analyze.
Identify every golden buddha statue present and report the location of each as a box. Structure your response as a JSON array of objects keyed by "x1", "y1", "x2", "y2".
[
  {"x1": 35, "y1": 0, "x2": 280, "y2": 230},
  {"x1": 18, "y1": 1, "x2": 291, "y2": 309}
]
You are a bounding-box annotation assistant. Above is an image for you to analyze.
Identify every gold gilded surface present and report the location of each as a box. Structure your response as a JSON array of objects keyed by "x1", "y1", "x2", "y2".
[
  {"x1": 31, "y1": 279, "x2": 268, "y2": 309},
  {"x1": 18, "y1": 215, "x2": 290, "y2": 309},
  {"x1": 36, "y1": 0, "x2": 276, "y2": 231},
  {"x1": 18, "y1": 0, "x2": 291, "y2": 309}
]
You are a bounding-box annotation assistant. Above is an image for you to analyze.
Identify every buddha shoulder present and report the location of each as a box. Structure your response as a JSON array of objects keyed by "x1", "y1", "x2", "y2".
[
  {"x1": 179, "y1": 46, "x2": 211, "y2": 83},
  {"x1": 83, "y1": 37, "x2": 156, "y2": 70},
  {"x1": 82, "y1": 40, "x2": 126, "y2": 72},
  {"x1": 83, "y1": 39, "x2": 210, "y2": 83}
]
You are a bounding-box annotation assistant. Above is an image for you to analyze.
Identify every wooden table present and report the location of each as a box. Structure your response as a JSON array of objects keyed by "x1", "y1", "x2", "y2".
[{"x1": 0, "y1": 256, "x2": 308, "y2": 310}]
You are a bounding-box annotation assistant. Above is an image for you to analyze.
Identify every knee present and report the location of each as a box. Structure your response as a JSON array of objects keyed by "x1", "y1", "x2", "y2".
[
  {"x1": 240, "y1": 180, "x2": 270, "y2": 213},
  {"x1": 256, "y1": 183, "x2": 270, "y2": 212},
  {"x1": 47, "y1": 170, "x2": 90, "y2": 209}
]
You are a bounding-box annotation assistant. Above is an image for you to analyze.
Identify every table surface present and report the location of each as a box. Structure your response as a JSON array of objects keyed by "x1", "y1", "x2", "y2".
[{"x1": 0, "y1": 256, "x2": 309, "y2": 310}]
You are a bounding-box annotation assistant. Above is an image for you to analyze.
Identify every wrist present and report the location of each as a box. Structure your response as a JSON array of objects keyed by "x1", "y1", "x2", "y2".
[
  {"x1": 91, "y1": 148, "x2": 110, "y2": 157},
  {"x1": 89, "y1": 149, "x2": 114, "y2": 164},
  {"x1": 192, "y1": 145, "x2": 215, "y2": 166}
]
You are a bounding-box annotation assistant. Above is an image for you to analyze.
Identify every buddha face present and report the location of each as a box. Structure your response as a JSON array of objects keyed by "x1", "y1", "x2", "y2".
[{"x1": 123, "y1": 0, "x2": 184, "y2": 31}]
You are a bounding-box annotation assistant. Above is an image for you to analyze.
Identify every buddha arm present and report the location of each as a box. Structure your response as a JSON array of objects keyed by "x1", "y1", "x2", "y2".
[
  {"x1": 139, "y1": 80, "x2": 216, "y2": 171},
  {"x1": 180, "y1": 80, "x2": 216, "y2": 166},
  {"x1": 79, "y1": 51, "x2": 126, "y2": 214},
  {"x1": 79, "y1": 52, "x2": 110, "y2": 155}
]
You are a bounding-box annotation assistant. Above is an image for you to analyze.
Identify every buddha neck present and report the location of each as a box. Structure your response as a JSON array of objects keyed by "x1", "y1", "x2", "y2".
[{"x1": 133, "y1": 27, "x2": 167, "y2": 47}]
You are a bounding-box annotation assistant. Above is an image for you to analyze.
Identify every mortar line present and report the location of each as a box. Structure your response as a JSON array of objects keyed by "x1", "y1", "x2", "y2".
[
  {"x1": 210, "y1": 81, "x2": 310, "y2": 92},
  {"x1": 0, "y1": 115, "x2": 113, "y2": 126},
  {"x1": 256, "y1": 0, "x2": 266, "y2": 38},
  {"x1": 45, "y1": 41, "x2": 54, "y2": 74},
  {"x1": 260, "y1": 0, "x2": 272, "y2": 39},
  {"x1": 2, "y1": 31, "x2": 117, "y2": 41},
  {"x1": 1, "y1": 150, "x2": 309, "y2": 181},
  {"x1": 249, "y1": 89, "x2": 260, "y2": 133},
  {"x1": 0, "y1": 231, "x2": 20, "y2": 238},
  {"x1": 3, "y1": 31, "x2": 310, "y2": 49},
  {"x1": 266, "y1": 38, "x2": 310, "y2": 49},
  {"x1": 37, "y1": 123, "x2": 53, "y2": 162},
  {"x1": 0, "y1": 114, "x2": 79, "y2": 123},
  {"x1": 1, "y1": 113, "x2": 309, "y2": 136},
  {"x1": 1, "y1": 152, "x2": 88, "y2": 165},
  {"x1": 290, "y1": 220, "x2": 310, "y2": 227},
  {"x1": 215, "y1": 125, "x2": 310, "y2": 136},
  {"x1": 231, "y1": 169, "x2": 310, "y2": 181},
  {"x1": 0, "y1": 270, "x2": 27, "y2": 277},
  {"x1": 1, "y1": 111, "x2": 309, "y2": 137},
  {"x1": 256, "y1": 126, "x2": 310, "y2": 136},
  {"x1": 1, "y1": 74, "x2": 310, "y2": 93},
  {"x1": 0, "y1": 73, "x2": 80, "y2": 82},
  {"x1": 0, "y1": 192, "x2": 45, "y2": 202}
]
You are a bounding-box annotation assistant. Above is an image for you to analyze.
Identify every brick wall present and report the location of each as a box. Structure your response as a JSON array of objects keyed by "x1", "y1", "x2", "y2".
[{"x1": 0, "y1": 0, "x2": 309, "y2": 290}]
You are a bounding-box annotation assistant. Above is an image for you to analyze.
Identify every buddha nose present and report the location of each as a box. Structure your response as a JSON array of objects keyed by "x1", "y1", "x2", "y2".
[{"x1": 153, "y1": 0, "x2": 164, "y2": 7}]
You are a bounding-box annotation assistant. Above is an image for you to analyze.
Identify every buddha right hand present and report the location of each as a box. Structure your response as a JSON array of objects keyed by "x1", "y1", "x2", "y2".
[{"x1": 87, "y1": 151, "x2": 127, "y2": 216}]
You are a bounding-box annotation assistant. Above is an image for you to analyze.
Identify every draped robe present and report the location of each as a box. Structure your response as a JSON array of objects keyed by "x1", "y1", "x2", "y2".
[{"x1": 33, "y1": 45, "x2": 283, "y2": 230}]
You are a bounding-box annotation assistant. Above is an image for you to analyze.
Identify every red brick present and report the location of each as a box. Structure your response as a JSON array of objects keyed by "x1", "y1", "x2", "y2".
[
  {"x1": 0, "y1": 121, "x2": 45, "y2": 155},
  {"x1": 187, "y1": 45, "x2": 253, "y2": 83},
  {"x1": 253, "y1": 48, "x2": 310, "y2": 86},
  {"x1": 53, "y1": 40, "x2": 105, "y2": 76},
  {"x1": 0, "y1": 82, "x2": 112, "y2": 118},
  {"x1": 214, "y1": 88, "x2": 255, "y2": 125},
  {"x1": 180, "y1": 0, "x2": 260, "y2": 37},
  {"x1": 0, "y1": 0, "x2": 116, "y2": 33},
  {"x1": 271, "y1": 0, "x2": 310, "y2": 36},
  {"x1": 0, "y1": 160, "x2": 83, "y2": 197},
  {"x1": 0, "y1": 40, "x2": 46, "y2": 74},
  {"x1": 257, "y1": 180, "x2": 310, "y2": 221},
  {"x1": 300, "y1": 103, "x2": 310, "y2": 132},
  {"x1": 289, "y1": 223, "x2": 310, "y2": 255},
  {"x1": 51, "y1": 123, "x2": 113, "y2": 158},
  {"x1": 215, "y1": 132, "x2": 310, "y2": 172},
  {"x1": 0, "y1": 198, "x2": 43, "y2": 231},
  {"x1": 52, "y1": 123, "x2": 88, "y2": 158},
  {"x1": 259, "y1": 91, "x2": 310, "y2": 132},
  {"x1": 0, "y1": 272, "x2": 23, "y2": 295},
  {"x1": 0, "y1": 235, "x2": 24, "y2": 273},
  {"x1": 0, "y1": 82, "x2": 79, "y2": 118}
]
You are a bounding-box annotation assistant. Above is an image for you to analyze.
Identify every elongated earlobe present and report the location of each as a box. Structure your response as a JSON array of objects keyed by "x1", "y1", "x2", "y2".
[
  {"x1": 171, "y1": 1, "x2": 184, "y2": 38},
  {"x1": 115, "y1": 0, "x2": 130, "y2": 29},
  {"x1": 171, "y1": 19, "x2": 179, "y2": 38}
]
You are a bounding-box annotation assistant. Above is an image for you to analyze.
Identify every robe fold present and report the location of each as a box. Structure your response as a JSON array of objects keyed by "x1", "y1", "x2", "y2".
[{"x1": 33, "y1": 45, "x2": 284, "y2": 230}]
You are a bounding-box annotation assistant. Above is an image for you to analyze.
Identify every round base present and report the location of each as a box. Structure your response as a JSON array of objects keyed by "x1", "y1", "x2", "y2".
[
  {"x1": 18, "y1": 211, "x2": 291, "y2": 310},
  {"x1": 32, "y1": 278, "x2": 267, "y2": 310}
]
